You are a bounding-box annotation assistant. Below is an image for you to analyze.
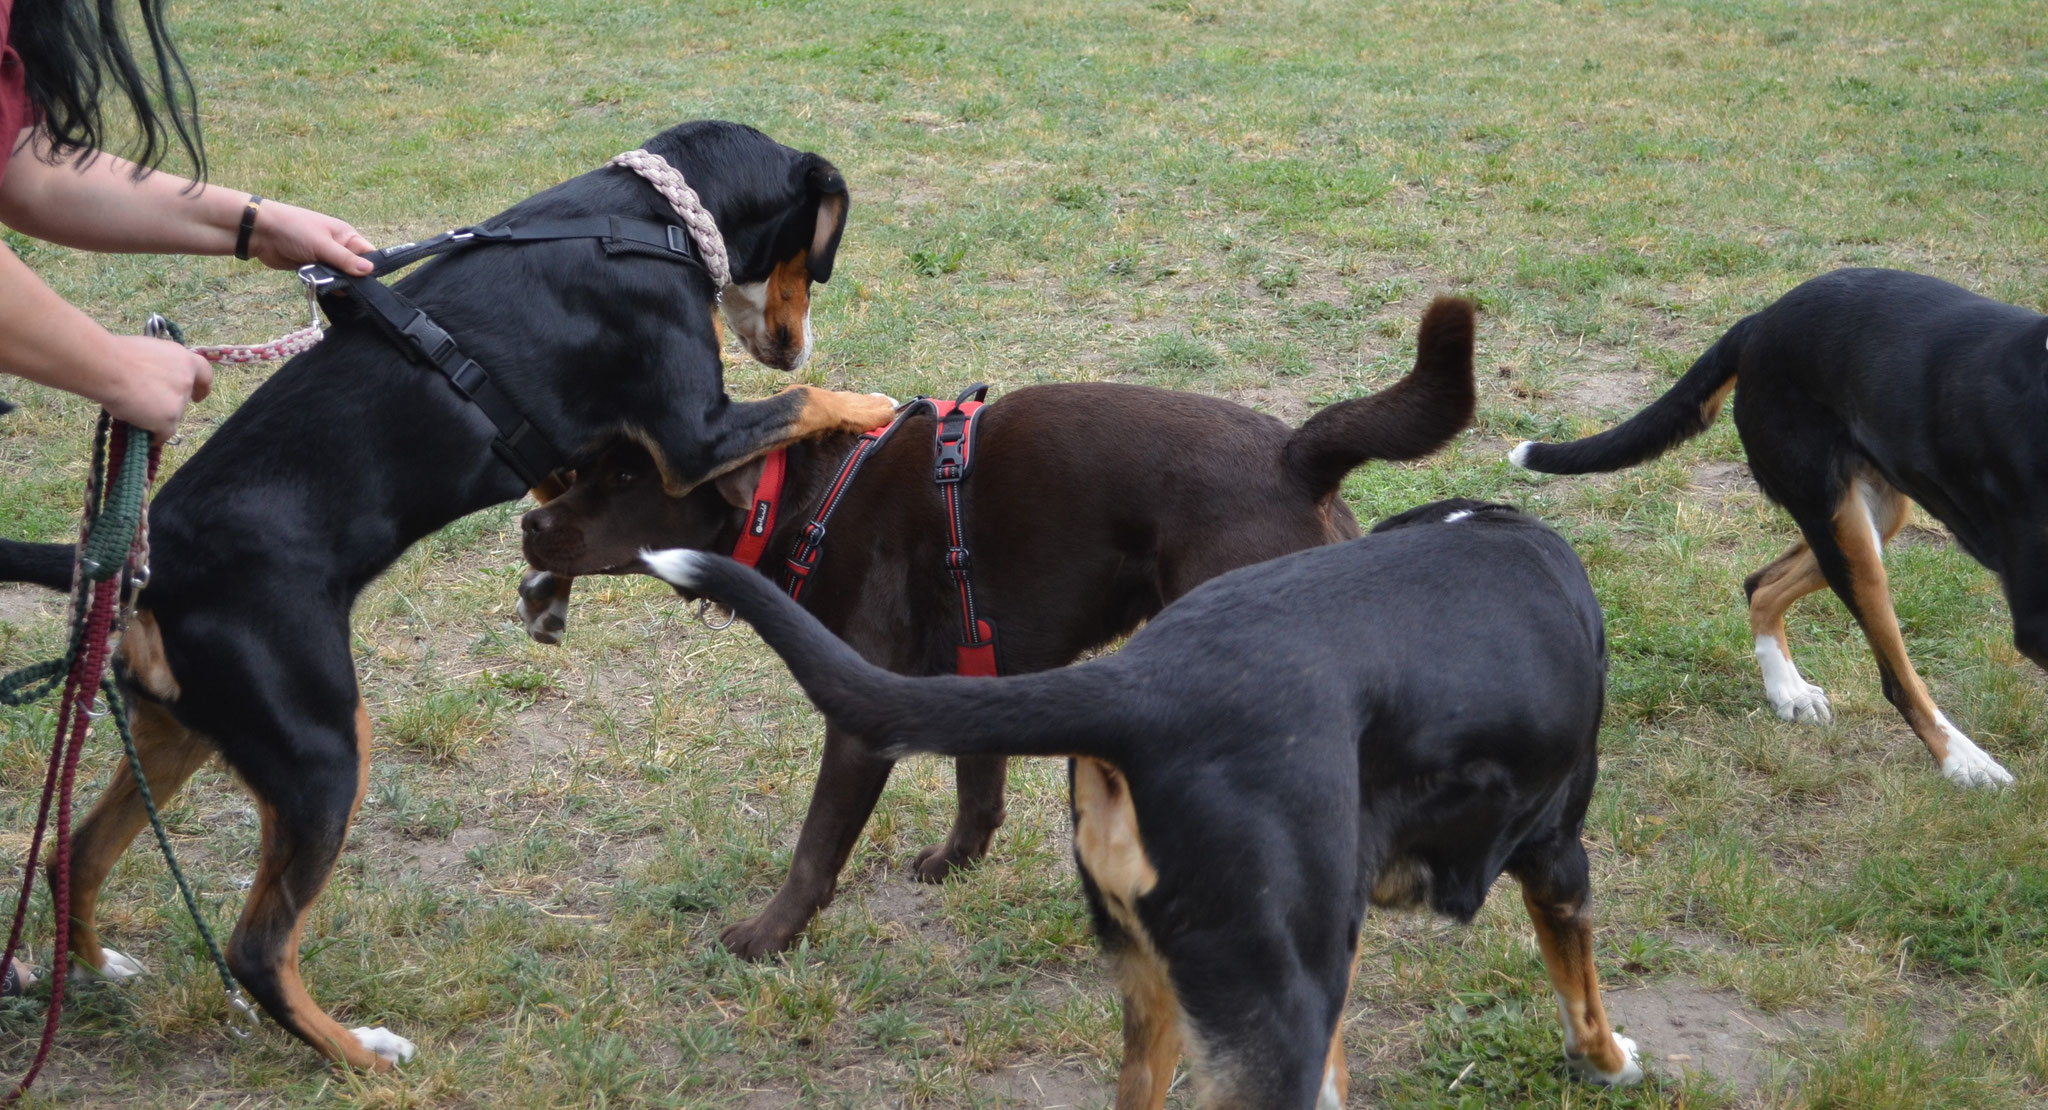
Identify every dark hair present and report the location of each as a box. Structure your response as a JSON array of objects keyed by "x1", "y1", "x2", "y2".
[{"x1": 9, "y1": 0, "x2": 205, "y2": 177}]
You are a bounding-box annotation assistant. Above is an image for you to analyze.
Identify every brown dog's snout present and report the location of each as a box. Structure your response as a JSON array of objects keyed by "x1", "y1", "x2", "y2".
[{"x1": 520, "y1": 507, "x2": 583, "y2": 568}]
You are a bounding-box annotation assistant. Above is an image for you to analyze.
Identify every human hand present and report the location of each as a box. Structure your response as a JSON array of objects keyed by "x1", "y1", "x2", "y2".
[
  {"x1": 245, "y1": 199, "x2": 376, "y2": 276},
  {"x1": 94, "y1": 334, "x2": 214, "y2": 439}
]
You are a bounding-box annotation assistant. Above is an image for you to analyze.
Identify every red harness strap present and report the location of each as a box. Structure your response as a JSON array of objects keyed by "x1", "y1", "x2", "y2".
[
  {"x1": 759, "y1": 385, "x2": 1000, "y2": 677},
  {"x1": 932, "y1": 386, "x2": 997, "y2": 676},
  {"x1": 727, "y1": 447, "x2": 787, "y2": 570}
]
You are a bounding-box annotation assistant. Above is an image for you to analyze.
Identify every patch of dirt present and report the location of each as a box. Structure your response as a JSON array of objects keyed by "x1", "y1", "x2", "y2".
[
  {"x1": 1605, "y1": 978, "x2": 1839, "y2": 1097},
  {"x1": 1558, "y1": 353, "x2": 1660, "y2": 414},
  {"x1": 977, "y1": 1061, "x2": 1109, "y2": 1108},
  {"x1": 382, "y1": 823, "x2": 495, "y2": 884},
  {"x1": 0, "y1": 583, "x2": 60, "y2": 626},
  {"x1": 1689, "y1": 460, "x2": 1756, "y2": 515}
]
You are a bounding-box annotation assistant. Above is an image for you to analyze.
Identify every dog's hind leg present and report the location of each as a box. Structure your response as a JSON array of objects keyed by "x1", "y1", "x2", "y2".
[
  {"x1": 720, "y1": 724, "x2": 895, "y2": 959},
  {"x1": 61, "y1": 695, "x2": 214, "y2": 982},
  {"x1": 1744, "y1": 542, "x2": 1833, "y2": 723},
  {"x1": 1111, "y1": 940, "x2": 1184, "y2": 1110},
  {"x1": 1514, "y1": 840, "x2": 1642, "y2": 1086},
  {"x1": 228, "y1": 699, "x2": 412, "y2": 1068},
  {"x1": 911, "y1": 755, "x2": 1007, "y2": 882},
  {"x1": 1799, "y1": 477, "x2": 2012, "y2": 787}
]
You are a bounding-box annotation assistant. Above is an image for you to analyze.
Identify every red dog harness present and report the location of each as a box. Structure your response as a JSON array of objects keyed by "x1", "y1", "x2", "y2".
[{"x1": 731, "y1": 384, "x2": 999, "y2": 676}]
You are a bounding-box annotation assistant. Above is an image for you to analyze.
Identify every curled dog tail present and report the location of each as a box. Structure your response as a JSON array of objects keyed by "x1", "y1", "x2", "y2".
[
  {"x1": 643, "y1": 549, "x2": 1131, "y2": 763},
  {"x1": 0, "y1": 538, "x2": 76, "y2": 592},
  {"x1": 1281, "y1": 296, "x2": 1477, "y2": 500},
  {"x1": 1510, "y1": 315, "x2": 1753, "y2": 475}
]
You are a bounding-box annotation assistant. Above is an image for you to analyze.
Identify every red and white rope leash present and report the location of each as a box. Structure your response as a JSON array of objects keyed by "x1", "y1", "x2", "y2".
[{"x1": 189, "y1": 323, "x2": 324, "y2": 364}]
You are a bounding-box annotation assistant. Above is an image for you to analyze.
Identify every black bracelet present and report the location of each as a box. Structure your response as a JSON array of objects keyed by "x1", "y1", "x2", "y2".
[{"x1": 234, "y1": 195, "x2": 263, "y2": 261}]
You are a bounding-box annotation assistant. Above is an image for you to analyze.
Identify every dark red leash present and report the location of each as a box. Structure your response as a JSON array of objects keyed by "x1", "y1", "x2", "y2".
[{"x1": 1, "y1": 421, "x2": 160, "y2": 1103}]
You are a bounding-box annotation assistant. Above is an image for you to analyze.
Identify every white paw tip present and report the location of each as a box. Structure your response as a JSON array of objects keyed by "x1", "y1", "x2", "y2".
[
  {"x1": 351, "y1": 1026, "x2": 417, "y2": 1065},
  {"x1": 1508, "y1": 441, "x2": 1536, "y2": 469},
  {"x1": 73, "y1": 948, "x2": 145, "y2": 983},
  {"x1": 1941, "y1": 746, "x2": 2014, "y2": 789},
  {"x1": 640, "y1": 547, "x2": 707, "y2": 589},
  {"x1": 1574, "y1": 1033, "x2": 1644, "y2": 1086}
]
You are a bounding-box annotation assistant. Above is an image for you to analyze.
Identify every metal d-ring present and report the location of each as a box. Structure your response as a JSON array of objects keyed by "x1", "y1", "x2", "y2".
[
  {"x1": 697, "y1": 598, "x2": 736, "y2": 631},
  {"x1": 224, "y1": 989, "x2": 261, "y2": 1039}
]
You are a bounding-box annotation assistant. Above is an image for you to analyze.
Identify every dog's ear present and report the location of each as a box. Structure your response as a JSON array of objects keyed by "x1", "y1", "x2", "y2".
[
  {"x1": 712, "y1": 454, "x2": 770, "y2": 510},
  {"x1": 803, "y1": 156, "x2": 849, "y2": 284}
]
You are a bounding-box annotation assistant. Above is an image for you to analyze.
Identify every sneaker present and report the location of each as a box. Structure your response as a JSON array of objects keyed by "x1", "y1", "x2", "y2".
[{"x1": 1, "y1": 961, "x2": 35, "y2": 997}]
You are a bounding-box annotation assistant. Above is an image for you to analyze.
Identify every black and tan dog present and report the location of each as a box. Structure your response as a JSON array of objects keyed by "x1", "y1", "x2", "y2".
[
  {"x1": 643, "y1": 501, "x2": 1644, "y2": 1108},
  {"x1": 518, "y1": 299, "x2": 1478, "y2": 959},
  {"x1": 1512, "y1": 267, "x2": 2048, "y2": 788},
  {"x1": 0, "y1": 121, "x2": 896, "y2": 1068}
]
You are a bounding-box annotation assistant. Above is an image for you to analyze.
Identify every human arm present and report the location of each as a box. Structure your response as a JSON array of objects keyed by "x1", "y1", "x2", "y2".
[
  {"x1": 0, "y1": 239, "x2": 211, "y2": 437},
  {"x1": 0, "y1": 128, "x2": 374, "y2": 274}
]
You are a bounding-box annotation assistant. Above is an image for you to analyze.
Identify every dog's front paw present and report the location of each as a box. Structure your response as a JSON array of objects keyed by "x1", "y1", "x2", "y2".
[
  {"x1": 911, "y1": 841, "x2": 989, "y2": 884},
  {"x1": 1572, "y1": 1033, "x2": 1643, "y2": 1086},
  {"x1": 718, "y1": 915, "x2": 801, "y2": 961},
  {"x1": 1937, "y1": 720, "x2": 2013, "y2": 789},
  {"x1": 71, "y1": 947, "x2": 145, "y2": 983},
  {"x1": 350, "y1": 1025, "x2": 416, "y2": 1066},
  {"x1": 517, "y1": 571, "x2": 568, "y2": 645},
  {"x1": 1768, "y1": 681, "x2": 1832, "y2": 725}
]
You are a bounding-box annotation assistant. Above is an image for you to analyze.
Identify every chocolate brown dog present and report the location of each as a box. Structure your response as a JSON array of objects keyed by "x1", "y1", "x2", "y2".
[{"x1": 522, "y1": 298, "x2": 1477, "y2": 959}]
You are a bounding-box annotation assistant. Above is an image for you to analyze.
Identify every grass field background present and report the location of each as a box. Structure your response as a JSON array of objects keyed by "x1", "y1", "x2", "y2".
[{"x1": 3, "y1": 0, "x2": 2048, "y2": 1105}]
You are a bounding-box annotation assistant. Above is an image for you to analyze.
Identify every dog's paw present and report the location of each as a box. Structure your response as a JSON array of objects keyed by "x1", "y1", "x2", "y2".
[
  {"x1": 1572, "y1": 1033, "x2": 1644, "y2": 1087},
  {"x1": 718, "y1": 916, "x2": 799, "y2": 961},
  {"x1": 71, "y1": 947, "x2": 145, "y2": 984},
  {"x1": 1937, "y1": 721, "x2": 2013, "y2": 789},
  {"x1": 351, "y1": 1026, "x2": 416, "y2": 1066},
  {"x1": 1767, "y1": 681, "x2": 1832, "y2": 725},
  {"x1": 517, "y1": 571, "x2": 567, "y2": 645},
  {"x1": 911, "y1": 842, "x2": 987, "y2": 884}
]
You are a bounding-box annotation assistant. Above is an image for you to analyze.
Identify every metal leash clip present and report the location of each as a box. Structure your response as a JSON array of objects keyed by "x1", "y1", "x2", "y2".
[
  {"x1": 224, "y1": 988, "x2": 261, "y2": 1039},
  {"x1": 696, "y1": 598, "x2": 737, "y2": 631}
]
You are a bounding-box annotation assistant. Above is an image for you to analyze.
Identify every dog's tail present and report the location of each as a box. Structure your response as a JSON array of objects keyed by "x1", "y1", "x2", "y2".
[
  {"x1": 1281, "y1": 296, "x2": 1477, "y2": 500},
  {"x1": 643, "y1": 549, "x2": 1133, "y2": 764},
  {"x1": 1510, "y1": 316, "x2": 1752, "y2": 474},
  {"x1": 0, "y1": 539, "x2": 76, "y2": 592}
]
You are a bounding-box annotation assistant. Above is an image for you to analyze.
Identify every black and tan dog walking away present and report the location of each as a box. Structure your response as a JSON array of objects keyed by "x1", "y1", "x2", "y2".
[
  {"x1": 1511, "y1": 267, "x2": 2048, "y2": 788},
  {"x1": 0, "y1": 120, "x2": 896, "y2": 1069},
  {"x1": 643, "y1": 501, "x2": 1643, "y2": 1109},
  {"x1": 519, "y1": 298, "x2": 1478, "y2": 960}
]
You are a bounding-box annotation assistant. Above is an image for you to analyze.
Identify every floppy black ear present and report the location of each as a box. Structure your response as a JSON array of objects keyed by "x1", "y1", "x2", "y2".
[{"x1": 804, "y1": 157, "x2": 849, "y2": 284}]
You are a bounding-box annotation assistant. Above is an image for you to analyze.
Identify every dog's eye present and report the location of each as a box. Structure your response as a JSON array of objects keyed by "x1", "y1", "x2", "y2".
[{"x1": 610, "y1": 469, "x2": 639, "y2": 489}]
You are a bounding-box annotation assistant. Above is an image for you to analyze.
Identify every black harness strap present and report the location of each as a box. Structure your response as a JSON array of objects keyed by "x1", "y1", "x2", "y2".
[{"x1": 298, "y1": 216, "x2": 708, "y2": 488}]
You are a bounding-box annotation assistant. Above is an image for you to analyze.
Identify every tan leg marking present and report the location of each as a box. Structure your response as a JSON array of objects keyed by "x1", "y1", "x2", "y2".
[
  {"x1": 1698, "y1": 377, "x2": 1737, "y2": 425},
  {"x1": 1114, "y1": 943, "x2": 1183, "y2": 1110},
  {"x1": 118, "y1": 610, "x2": 181, "y2": 701},
  {"x1": 1831, "y1": 484, "x2": 1954, "y2": 762},
  {"x1": 1746, "y1": 541, "x2": 1827, "y2": 658},
  {"x1": 786, "y1": 385, "x2": 897, "y2": 439},
  {"x1": 1074, "y1": 759, "x2": 1178, "y2": 1109},
  {"x1": 1521, "y1": 885, "x2": 1631, "y2": 1079},
  {"x1": 1320, "y1": 945, "x2": 1362, "y2": 1107},
  {"x1": 232, "y1": 700, "x2": 387, "y2": 1069},
  {"x1": 63, "y1": 697, "x2": 213, "y2": 968}
]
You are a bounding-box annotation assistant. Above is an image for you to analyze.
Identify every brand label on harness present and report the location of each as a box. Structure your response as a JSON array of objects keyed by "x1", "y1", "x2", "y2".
[{"x1": 751, "y1": 500, "x2": 773, "y2": 535}]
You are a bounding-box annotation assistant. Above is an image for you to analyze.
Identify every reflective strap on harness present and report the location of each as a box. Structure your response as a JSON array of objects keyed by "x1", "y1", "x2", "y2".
[
  {"x1": 933, "y1": 384, "x2": 996, "y2": 675},
  {"x1": 776, "y1": 386, "x2": 1001, "y2": 677},
  {"x1": 783, "y1": 408, "x2": 918, "y2": 600}
]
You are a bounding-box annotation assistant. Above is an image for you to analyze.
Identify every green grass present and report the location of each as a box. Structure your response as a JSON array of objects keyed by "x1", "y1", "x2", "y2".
[{"x1": 3, "y1": 0, "x2": 2048, "y2": 1105}]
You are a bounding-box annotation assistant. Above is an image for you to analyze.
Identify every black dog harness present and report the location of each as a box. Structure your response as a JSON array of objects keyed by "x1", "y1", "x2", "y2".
[
  {"x1": 732, "y1": 384, "x2": 1000, "y2": 676},
  {"x1": 298, "y1": 217, "x2": 712, "y2": 488}
]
